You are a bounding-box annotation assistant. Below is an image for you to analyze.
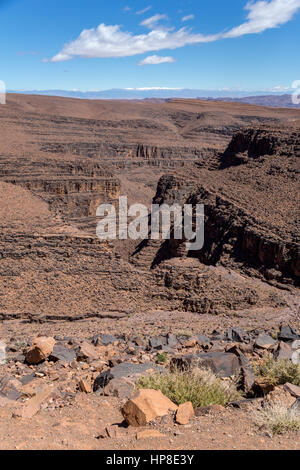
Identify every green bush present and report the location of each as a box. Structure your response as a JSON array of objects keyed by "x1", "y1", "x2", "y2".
[
  {"x1": 137, "y1": 367, "x2": 241, "y2": 409},
  {"x1": 253, "y1": 355, "x2": 300, "y2": 387},
  {"x1": 156, "y1": 352, "x2": 168, "y2": 363}
]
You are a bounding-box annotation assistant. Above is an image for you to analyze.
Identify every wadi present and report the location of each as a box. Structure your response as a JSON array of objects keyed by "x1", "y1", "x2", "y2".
[{"x1": 0, "y1": 91, "x2": 299, "y2": 450}]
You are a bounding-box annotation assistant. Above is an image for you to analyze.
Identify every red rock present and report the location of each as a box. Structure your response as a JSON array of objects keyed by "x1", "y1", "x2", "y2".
[
  {"x1": 79, "y1": 378, "x2": 92, "y2": 394},
  {"x1": 122, "y1": 389, "x2": 178, "y2": 426},
  {"x1": 76, "y1": 342, "x2": 100, "y2": 361},
  {"x1": 25, "y1": 337, "x2": 55, "y2": 364},
  {"x1": 176, "y1": 402, "x2": 194, "y2": 425}
]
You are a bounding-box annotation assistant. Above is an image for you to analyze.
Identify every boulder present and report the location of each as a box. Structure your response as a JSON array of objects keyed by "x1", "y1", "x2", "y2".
[
  {"x1": 148, "y1": 336, "x2": 167, "y2": 350},
  {"x1": 196, "y1": 334, "x2": 211, "y2": 348},
  {"x1": 49, "y1": 344, "x2": 76, "y2": 363},
  {"x1": 25, "y1": 337, "x2": 55, "y2": 364},
  {"x1": 171, "y1": 352, "x2": 241, "y2": 378},
  {"x1": 274, "y1": 341, "x2": 293, "y2": 360},
  {"x1": 103, "y1": 378, "x2": 135, "y2": 399},
  {"x1": 254, "y1": 333, "x2": 277, "y2": 350},
  {"x1": 0, "y1": 376, "x2": 22, "y2": 401},
  {"x1": 278, "y1": 325, "x2": 300, "y2": 342},
  {"x1": 175, "y1": 402, "x2": 194, "y2": 425},
  {"x1": 92, "y1": 334, "x2": 118, "y2": 347},
  {"x1": 122, "y1": 389, "x2": 177, "y2": 426},
  {"x1": 76, "y1": 341, "x2": 100, "y2": 362},
  {"x1": 166, "y1": 333, "x2": 179, "y2": 348},
  {"x1": 226, "y1": 327, "x2": 249, "y2": 343},
  {"x1": 226, "y1": 346, "x2": 255, "y2": 391},
  {"x1": 93, "y1": 362, "x2": 164, "y2": 391}
]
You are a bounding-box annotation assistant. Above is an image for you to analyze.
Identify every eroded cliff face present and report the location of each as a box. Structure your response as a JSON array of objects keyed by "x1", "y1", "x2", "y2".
[
  {"x1": 0, "y1": 157, "x2": 120, "y2": 222},
  {"x1": 133, "y1": 127, "x2": 300, "y2": 285},
  {"x1": 222, "y1": 127, "x2": 300, "y2": 166}
]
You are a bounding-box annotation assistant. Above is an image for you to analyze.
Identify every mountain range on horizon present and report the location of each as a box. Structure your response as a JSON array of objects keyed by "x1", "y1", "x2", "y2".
[{"x1": 7, "y1": 88, "x2": 299, "y2": 108}]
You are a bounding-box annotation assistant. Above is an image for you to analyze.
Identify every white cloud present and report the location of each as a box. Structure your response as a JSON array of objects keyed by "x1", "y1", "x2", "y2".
[
  {"x1": 140, "y1": 14, "x2": 168, "y2": 29},
  {"x1": 50, "y1": 24, "x2": 219, "y2": 62},
  {"x1": 49, "y1": 1, "x2": 300, "y2": 62},
  {"x1": 138, "y1": 55, "x2": 176, "y2": 65},
  {"x1": 224, "y1": 0, "x2": 300, "y2": 38},
  {"x1": 136, "y1": 6, "x2": 152, "y2": 15},
  {"x1": 182, "y1": 14, "x2": 195, "y2": 22}
]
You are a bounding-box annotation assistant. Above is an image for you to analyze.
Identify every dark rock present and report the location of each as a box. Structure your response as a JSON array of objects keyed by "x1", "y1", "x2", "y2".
[
  {"x1": 19, "y1": 374, "x2": 35, "y2": 386},
  {"x1": 171, "y1": 352, "x2": 241, "y2": 378},
  {"x1": 0, "y1": 376, "x2": 22, "y2": 401},
  {"x1": 103, "y1": 378, "x2": 135, "y2": 399},
  {"x1": 148, "y1": 336, "x2": 167, "y2": 350},
  {"x1": 93, "y1": 362, "x2": 164, "y2": 391},
  {"x1": 278, "y1": 325, "x2": 300, "y2": 342},
  {"x1": 254, "y1": 333, "x2": 277, "y2": 350},
  {"x1": 166, "y1": 333, "x2": 179, "y2": 348},
  {"x1": 196, "y1": 334, "x2": 211, "y2": 347},
  {"x1": 274, "y1": 341, "x2": 293, "y2": 360},
  {"x1": 226, "y1": 327, "x2": 249, "y2": 343},
  {"x1": 131, "y1": 337, "x2": 146, "y2": 347},
  {"x1": 209, "y1": 342, "x2": 225, "y2": 352},
  {"x1": 211, "y1": 330, "x2": 225, "y2": 341},
  {"x1": 225, "y1": 345, "x2": 255, "y2": 391},
  {"x1": 92, "y1": 334, "x2": 118, "y2": 347},
  {"x1": 49, "y1": 344, "x2": 77, "y2": 363}
]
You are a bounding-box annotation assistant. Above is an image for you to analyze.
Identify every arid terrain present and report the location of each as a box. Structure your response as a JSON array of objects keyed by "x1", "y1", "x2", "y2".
[{"x1": 0, "y1": 93, "x2": 299, "y2": 450}]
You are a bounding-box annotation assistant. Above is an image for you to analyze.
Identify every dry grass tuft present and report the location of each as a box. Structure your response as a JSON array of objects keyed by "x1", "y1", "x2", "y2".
[
  {"x1": 252, "y1": 354, "x2": 300, "y2": 387},
  {"x1": 254, "y1": 402, "x2": 300, "y2": 435},
  {"x1": 137, "y1": 367, "x2": 241, "y2": 408}
]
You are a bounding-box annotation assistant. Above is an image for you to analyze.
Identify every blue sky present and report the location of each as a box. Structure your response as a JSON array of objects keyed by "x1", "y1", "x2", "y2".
[{"x1": 0, "y1": 0, "x2": 300, "y2": 91}]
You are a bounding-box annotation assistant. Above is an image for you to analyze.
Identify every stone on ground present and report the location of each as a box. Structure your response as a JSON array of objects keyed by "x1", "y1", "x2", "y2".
[
  {"x1": 122, "y1": 389, "x2": 178, "y2": 426},
  {"x1": 25, "y1": 337, "x2": 56, "y2": 364},
  {"x1": 176, "y1": 402, "x2": 194, "y2": 425}
]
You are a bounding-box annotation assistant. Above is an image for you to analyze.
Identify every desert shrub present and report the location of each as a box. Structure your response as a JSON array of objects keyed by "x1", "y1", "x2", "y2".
[
  {"x1": 252, "y1": 355, "x2": 300, "y2": 387},
  {"x1": 254, "y1": 403, "x2": 300, "y2": 435},
  {"x1": 175, "y1": 329, "x2": 193, "y2": 339},
  {"x1": 156, "y1": 352, "x2": 168, "y2": 363},
  {"x1": 137, "y1": 367, "x2": 241, "y2": 408}
]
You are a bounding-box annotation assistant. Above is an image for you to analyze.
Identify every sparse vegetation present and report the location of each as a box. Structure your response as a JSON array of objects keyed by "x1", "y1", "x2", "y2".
[
  {"x1": 137, "y1": 367, "x2": 241, "y2": 408},
  {"x1": 156, "y1": 352, "x2": 168, "y2": 363},
  {"x1": 175, "y1": 329, "x2": 193, "y2": 339},
  {"x1": 252, "y1": 355, "x2": 300, "y2": 387},
  {"x1": 254, "y1": 403, "x2": 300, "y2": 435}
]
